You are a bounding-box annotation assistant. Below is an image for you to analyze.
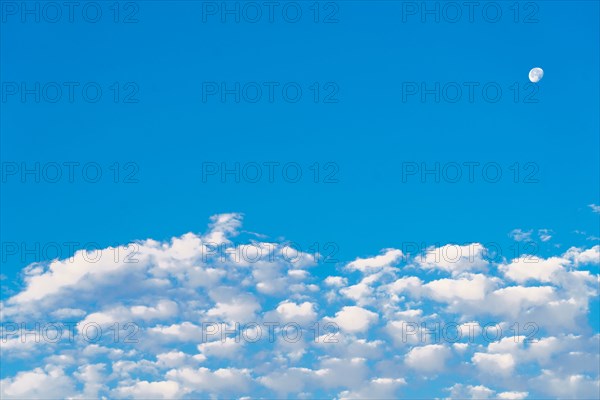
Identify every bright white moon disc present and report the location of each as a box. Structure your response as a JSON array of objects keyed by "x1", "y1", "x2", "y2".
[{"x1": 529, "y1": 67, "x2": 544, "y2": 83}]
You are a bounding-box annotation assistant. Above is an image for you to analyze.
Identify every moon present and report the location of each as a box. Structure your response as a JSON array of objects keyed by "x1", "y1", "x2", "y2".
[{"x1": 529, "y1": 67, "x2": 544, "y2": 83}]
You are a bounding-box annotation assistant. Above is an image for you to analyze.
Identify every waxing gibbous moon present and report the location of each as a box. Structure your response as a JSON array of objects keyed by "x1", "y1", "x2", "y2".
[{"x1": 529, "y1": 67, "x2": 544, "y2": 83}]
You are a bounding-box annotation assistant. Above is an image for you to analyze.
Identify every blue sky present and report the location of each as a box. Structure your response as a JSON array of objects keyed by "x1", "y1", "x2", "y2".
[{"x1": 1, "y1": 1, "x2": 599, "y2": 399}]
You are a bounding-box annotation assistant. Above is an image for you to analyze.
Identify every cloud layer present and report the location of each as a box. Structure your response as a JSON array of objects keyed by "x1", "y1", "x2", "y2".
[{"x1": 1, "y1": 214, "x2": 599, "y2": 399}]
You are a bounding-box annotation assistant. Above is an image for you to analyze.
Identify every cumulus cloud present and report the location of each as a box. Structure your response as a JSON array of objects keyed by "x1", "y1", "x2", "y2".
[
  {"x1": 324, "y1": 306, "x2": 378, "y2": 333},
  {"x1": 0, "y1": 214, "x2": 598, "y2": 399},
  {"x1": 345, "y1": 249, "x2": 403, "y2": 273},
  {"x1": 530, "y1": 370, "x2": 600, "y2": 399},
  {"x1": 564, "y1": 245, "x2": 600, "y2": 266},
  {"x1": 500, "y1": 256, "x2": 566, "y2": 283},
  {"x1": 447, "y1": 384, "x2": 496, "y2": 399},
  {"x1": 112, "y1": 380, "x2": 182, "y2": 399},
  {"x1": 0, "y1": 365, "x2": 76, "y2": 399},
  {"x1": 405, "y1": 344, "x2": 451, "y2": 372},
  {"x1": 324, "y1": 276, "x2": 347, "y2": 287},
  {"x1": 472, "y1": 352, "x2": 516, "y2": 375},
  {"x1": 417, "y1": 244, "x2": 488, "y2": 275},
  {"x1": 275, "y1": 301, "x2": 317, "y2": 324},
  {"x1": 338, "y1": 377, "x2": 406, "y2": 399},
  {"x1": 447, "y1": 384, "x2": 527, "y2": 400}
]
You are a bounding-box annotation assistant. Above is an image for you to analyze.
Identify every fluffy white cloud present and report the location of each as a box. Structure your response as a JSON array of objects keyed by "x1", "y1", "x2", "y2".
[
  {"x1": 1, "y1": 214, "x2": 598, "y2": 399},
  {"x1": 447, "y1": 385, "x2": 527, "y2": 400},
  {"x1": 424, "y1": 273, "x2": 495, "y2": 302},
  {"x1": 417, "y1": 244, "x2": 488, "y2": 275},
  {"x1": 498, "y1": 391, "x2": 529, "y2": 399},
  {"x1": 166, "y1": 367, "x2": 252, "y2": 396},
  {"x1": 500, "y1": 256, "x2": 565, "y2": 283},
  {"x1": 74, "y1": 363, "x2": 107, "y2": 398},
  {"x1": 206, "y1": 289, "x2": 261, "y2": 323},
  {"x1": 338, "y1": 377, "x2": 406, "y2": 399},
  {"x1": 564, "y1": 245, "x2": 600, "y2": 266},
  {"x1": 275, "y1": 301, "x2": 317, "y2": 324},
  {"x1": 197, "y1": 337, "x2": 243, "y2": 359},
  {"x1": 447, "y1": 384, "x2": 496, "y2": 399},
  {"x1": 147, "y1": 322, "x2": 203, "y2": 342},
  {"x1": 345, "y1": 249, "x2": 403, "y2": 273},
  {"x1": 325, "y1": 306, "x2": 379, "y2": 333},
  {"x1": 405, "y1": 344, "x2": 451, "y2": 372},
  {"x1": 112, "y1": 380, "x2": 182, "y2": 399},
  {"x1": 340, "y1": 282, "x2": 374, "y2": 305},
  {"x1": 530, "y1": 370, "x2": 600, "y2": 399},
  {"x1": 324, "y1": 276, "x2": 347, "y2": 287},
  {"x1": 472, "y1": 352, "x2": 515, "y2": 375},
  {"x1": 0, "y1": 365, "x2": 76, "y2": 399}
]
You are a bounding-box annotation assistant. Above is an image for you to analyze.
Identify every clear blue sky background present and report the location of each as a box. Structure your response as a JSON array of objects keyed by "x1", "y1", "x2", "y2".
[
  {"x1": 2, "y1": 1, "x2": 598, "y2": 274},
  {"x1": 1, "y1": 1, "x2": 599, "y2": 397}
]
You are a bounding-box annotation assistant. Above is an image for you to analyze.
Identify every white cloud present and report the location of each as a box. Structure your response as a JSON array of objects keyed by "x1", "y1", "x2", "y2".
[
  {"x1": 206, "y1": 289, "x2": 261, "y2": 323},
  {"x1": 405, "y1": 344, "x2": 451, "y2": 372},
  {"x1": 500, "y1": 256, "x2": 565, "y2": 283},
  {"x1": 74, "y1": 363, "x2": 107, "y2": 398},
  {"x1": 538, "y1": 229, "x2": 553, "y2": 242},
  {"x1": 417, "y1": 244, "x2": 488, "y2": 275},
  {"x1": 1, "y1": 213, "x2": 598, "y2": 399},
  {"x1": 275, "y1": 301, "x2": 317, "y2": 324},
  {"x1": 147, "y1": 322, "x2": 203, "y2": 342},
  {"x1": 155, "y1": 351, "x2": 194, "y2": 369},
  {"x1": 112, "y1": 380, "x2": 182, "y2": 399},
  {"x1": 490, "y1": 285, "x2": 555, "y2": 308},
  {"x1": 424, "y1": 274, "x2": 494, "y2": 302},
  {"x1": 338, "y1": 377, "x2": 406, "y2": 399},
  {"x1": 197, "y1": 337, "x2": 243, "y2": 359},
  {"x1": 498, "y1": 391, "x2": 529, "y2": 399},
  {"x1": 0, "y1": 365, "x2": 76, "y2": 399},
  {"x1": 258, "y1": 367, "x2": 316, "y2": 395},
  {"x1": 472, "y1": 352, "x2": 515, "y2": 375},
  {"x1": 564, "y1": 245, "x2": 600, "y2": 266},
  {"x1": 383, "y1": 276, "x2": 423, "y2": 299},
  {"x1": 51, "y1": 308, "x2": 86, "y2": 319},
  {"x1": 345, "y1": 249, "x2": 403, "y2": 273},
  {"x1": 204, "y1": 213, "x2": 243, "y2": 245},
  {"x1": 340, "y1": 282, "x2": 374, "y2": 305},
  {"x1": 324, "y1": 276, "x2": 347, "y2": 287},
  {"x1": 325, "y1": 306, "x2": 378, "y2": 333},
  {"x1": 510, "y1": 229, "x2": 533, "y2": 242},
  {"x1": 166, "y1": 367, "x2": 252, "y2": 396},
  {"x1": 530, "y1": 370, "x2": 600, "y2": 399},
  {"x1": 447, "y1": 384, "x2": 496, "y2": 399}
]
